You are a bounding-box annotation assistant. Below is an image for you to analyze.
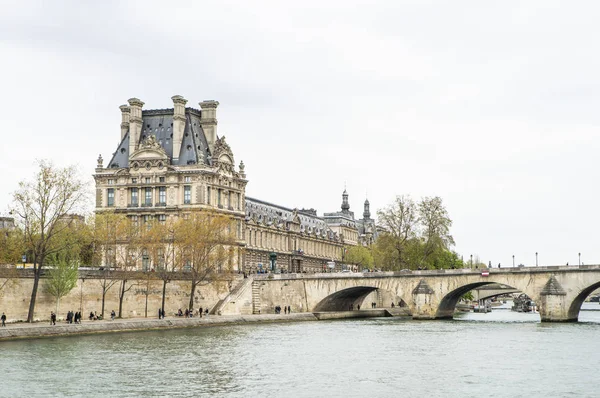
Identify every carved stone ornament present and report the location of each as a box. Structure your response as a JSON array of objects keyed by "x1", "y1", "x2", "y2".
[
  {"x1": 213, "y1": 136, "x2": 234, "y2": 163},
  {"x1": 97, "y1": 154, "x2": 104, "y2": 168},
  {"x1": 141, "y1": 134, "x2": 161, "y2": 149}
]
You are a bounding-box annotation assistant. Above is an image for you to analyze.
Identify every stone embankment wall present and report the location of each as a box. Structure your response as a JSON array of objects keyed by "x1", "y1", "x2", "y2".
[
  {"x1": 0, "y1": 313, "x2": 319, "y2": 341},
  {"x1": 0, "y1": 271, "x2": 244, "y2": 322}
]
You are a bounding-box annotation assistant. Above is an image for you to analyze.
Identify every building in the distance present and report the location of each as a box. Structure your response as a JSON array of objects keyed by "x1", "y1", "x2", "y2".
[
  {"x1": 0, "y1": 217, "x2": 15, "y2": 231},
  {"x1": 94, "y1": 96, "x2": 375, "y2": 273}
]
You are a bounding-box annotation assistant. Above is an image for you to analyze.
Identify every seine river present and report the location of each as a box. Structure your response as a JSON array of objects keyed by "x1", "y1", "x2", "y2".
[{"x1": 1, "y1": 303, "x2": 600, "y2": 397}]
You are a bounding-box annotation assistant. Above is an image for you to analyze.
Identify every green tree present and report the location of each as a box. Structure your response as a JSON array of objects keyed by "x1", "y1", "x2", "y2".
[
  {"x1": 345, "y1": 246, "x2": 374, "y2": 270},
  {"x1": 45, "y1": 254, "x2": 79, "y2": 313},
  {"x1": 0, "y1": 226, "x2": 25, "y2": 266},
  {"x1": 376, "y1": 195, "x2": 418, "y2": 269},
  {"x1": 375, "y1": 195, "x2": 457, "y2": 271},
  {"x1": 418, "y1": 196, "x2": 455, "y2": 265},
  {"x1": 10, "y1": 161, "x2": 88, "y2": 322}
]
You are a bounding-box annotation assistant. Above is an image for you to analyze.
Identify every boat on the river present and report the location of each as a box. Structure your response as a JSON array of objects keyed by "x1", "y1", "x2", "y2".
[{"x1": 512, "y1": 294, "x2": 534, "y2": 312}]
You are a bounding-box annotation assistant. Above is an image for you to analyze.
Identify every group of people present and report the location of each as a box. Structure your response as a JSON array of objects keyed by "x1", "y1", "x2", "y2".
[
  {"x1": 176, "y1": 308, "x2": 208, "y2": 318},
  {"x1": 65, "y1": 310, "x2": 82, "y2": 324},
  {"x1": 275, "y1": 305, "x2": 291, "y2": 314},
  {"x1": 88, "y1": 311, "x2": 102, "y2": 321}
]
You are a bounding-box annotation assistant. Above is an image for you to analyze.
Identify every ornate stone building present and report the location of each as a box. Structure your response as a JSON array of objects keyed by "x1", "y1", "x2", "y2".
[{"x1": 94, "y1": 96, "x2": 376, "y2": 273}]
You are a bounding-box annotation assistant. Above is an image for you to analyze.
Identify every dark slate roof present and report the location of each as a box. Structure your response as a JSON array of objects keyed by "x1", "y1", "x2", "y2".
[
  {"x1": 108, "y1": 108, "x2": 211, "y2": 169},
  {"x1": 245, "y1": 196, "x2": 337, "y2": 239},
  {"x1": 108, "y1": 134, "x2": 129, "y2": 169}
]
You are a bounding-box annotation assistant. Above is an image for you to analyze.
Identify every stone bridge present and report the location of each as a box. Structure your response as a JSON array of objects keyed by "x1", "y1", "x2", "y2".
[{"x1": 247, "y1": 265, "x2": 600, "y2": 322}]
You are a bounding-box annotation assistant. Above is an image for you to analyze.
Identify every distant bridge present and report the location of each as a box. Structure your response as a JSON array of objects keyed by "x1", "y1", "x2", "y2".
[
  {"x1": 248, "y1": 265, "x2": 600, "y2": 322},
  {"x1": 472, "y1": 284, "x2": 520, "y2": 301}
]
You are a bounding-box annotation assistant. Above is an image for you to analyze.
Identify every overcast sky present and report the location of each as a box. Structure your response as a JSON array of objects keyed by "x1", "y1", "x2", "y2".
[{"x1": 1, "y1": 1, "x2": 599, "y2": 267}]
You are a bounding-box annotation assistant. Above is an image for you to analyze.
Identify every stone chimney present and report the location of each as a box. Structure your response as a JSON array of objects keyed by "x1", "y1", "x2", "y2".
[
  {"x1": 128, "y1": 98, "x2": 144, "y2": 155},
  {"x1": 171, "y1": 95, "x2": 188, "y2": 161},
  {"x1": 119, "y1": 105, "x2": 130, "y2": 141},
  {"x1": 199, "y1": 100, "x2": 219, "y2": 152}
]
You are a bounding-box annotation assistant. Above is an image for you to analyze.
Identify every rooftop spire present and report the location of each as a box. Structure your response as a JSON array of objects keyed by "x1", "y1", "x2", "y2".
[
  {"x1": 363, "y1": 198, "x2": 371, "y2": 220},
  {"x1": 341, "y1": 188, "x2": 350, "y2": 213}
]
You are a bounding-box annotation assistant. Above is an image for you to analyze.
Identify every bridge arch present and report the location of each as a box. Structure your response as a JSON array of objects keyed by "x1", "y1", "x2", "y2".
[
  {"x1": 568, "y1": 281, "x2": 600, "y2": 320},
  {"x1": 313, "y1": 286, "x2": 408, "y2": 312},
  {"x1": 435, "y1": 281, "x2": 531, "y2": 319}
]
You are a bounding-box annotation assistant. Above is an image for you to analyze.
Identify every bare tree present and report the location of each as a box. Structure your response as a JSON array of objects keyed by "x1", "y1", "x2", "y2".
[
  {"x1": 147, "y1": 219, "x2": 180, "y2": 316},
  {"x1": 175, "y1": 212, "x2": 236, "y2": 312},
  {"x1": 11, "y1": 161, "x2": 88, "y2": 322},
  {"x1": 92, "y1": 211, "x2": 125, "y2": 318}
]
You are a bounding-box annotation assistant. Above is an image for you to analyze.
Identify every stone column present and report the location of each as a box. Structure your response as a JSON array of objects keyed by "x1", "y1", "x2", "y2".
[
  {"x1": 538, "y1": 276, "x2": 573, "y2": 322},
  {"x1": 411, "y1": 279, "x2": 437, "y2": 320},
  {"x1": 171, "y1": 95, "x2": 187, "y2": 162},
  {"x1": 199, "y1": 100, "x2": 219, "y2": 153},
  {"x1": 128, "y1": 98, "x2": 144, "y2": 156}
]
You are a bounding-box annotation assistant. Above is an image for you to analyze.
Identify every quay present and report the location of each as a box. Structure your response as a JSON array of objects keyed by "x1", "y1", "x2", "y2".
[{"x1": 0, "y1": 309, "x2": 409, "y2": 341}]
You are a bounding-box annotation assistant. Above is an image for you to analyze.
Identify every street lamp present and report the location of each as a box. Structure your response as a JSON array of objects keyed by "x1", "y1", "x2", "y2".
[
  {"x1": 536, "y1": 252, "x2": 538, "y2": 267},
  {"x1": 470, "y1": 254, "x2": 473, "y2": 269},
  {"x1": 579, "y1": 252, "x2": 581, "y2": 266},
  {"x1": 512, "y1": 255, "x2": 515, "y2": 267}
]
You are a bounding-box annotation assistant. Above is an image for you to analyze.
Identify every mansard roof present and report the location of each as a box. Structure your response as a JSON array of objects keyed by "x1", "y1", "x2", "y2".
[
  {"x1": 245, "y1": 196, "x2": 338, "y2": 239},
  {"x1": 107, "y1": 108, "x2": 211, "y2": 169}
]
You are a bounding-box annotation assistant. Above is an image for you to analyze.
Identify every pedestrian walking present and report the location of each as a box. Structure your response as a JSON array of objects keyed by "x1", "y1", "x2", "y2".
[
  {"x1": 50, "y1": 312, "x2": 56, "y2": 325},
  {"x1": 1, "y1": 312, "x2": 6, "y2": 327},
  {"x1": 158, "y1": 308, "x2": 162, "y2": 319},
  {"x1": 287, "y1": 305, "x2": 291, "y2": 314},
  {"x1": 111, "y1": 310, "x2": 116, "y2": 320}
]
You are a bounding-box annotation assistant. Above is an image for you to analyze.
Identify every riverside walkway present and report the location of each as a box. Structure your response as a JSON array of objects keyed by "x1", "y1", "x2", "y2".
[{"x1": 0, "y1": 313, "x2": 318, "y2": 341}]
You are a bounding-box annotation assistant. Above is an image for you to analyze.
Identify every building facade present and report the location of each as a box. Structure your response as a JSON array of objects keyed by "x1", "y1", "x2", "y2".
[{"x1": 94, "y1": 96, "x2": 375, "y2": 273}]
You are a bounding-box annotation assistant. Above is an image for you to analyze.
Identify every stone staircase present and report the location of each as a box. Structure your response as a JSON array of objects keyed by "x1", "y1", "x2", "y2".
[
  {"x1": 210, "y1": 277, "x2": 254, "y2": 315},
  {"x1": 252, "y1": 280, "x2": 262, "y2": 314}
]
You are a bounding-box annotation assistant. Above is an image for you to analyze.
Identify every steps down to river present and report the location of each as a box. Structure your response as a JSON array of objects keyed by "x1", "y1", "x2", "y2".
[
  {"x1": 210, "y1": 278, "x2": 254, "y2": 315},
  {"x1": 252, "y1": 280, "x2": 261, "y2": 314}
]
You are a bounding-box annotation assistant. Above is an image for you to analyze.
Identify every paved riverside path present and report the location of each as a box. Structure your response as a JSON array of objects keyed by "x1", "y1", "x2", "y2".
[{"x1": 0, "y1": 313, "x2": 318, "y2": 341}]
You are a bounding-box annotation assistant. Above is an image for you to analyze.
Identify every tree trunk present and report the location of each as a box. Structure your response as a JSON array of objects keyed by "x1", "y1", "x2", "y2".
[
  {"x1": 188, "y1": 280, "x2": 197, "y2": 312},
  {"x1": 101, "y1": 289, "x2": 106, "y2": 318},
  {"x1": 161, "y1": 279, "x2": 168, "y2": 314},
  {"x1": 118, "y1": 280, "x2": 127, "y2": 318},
  {"x1": 27, "y1": 265, "x2": 41, "y2": 323}
]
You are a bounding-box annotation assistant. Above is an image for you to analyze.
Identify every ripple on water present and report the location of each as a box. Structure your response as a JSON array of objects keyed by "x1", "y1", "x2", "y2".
[{"x1": 2, "y1": 311, "x2": 600, "y2": 397}]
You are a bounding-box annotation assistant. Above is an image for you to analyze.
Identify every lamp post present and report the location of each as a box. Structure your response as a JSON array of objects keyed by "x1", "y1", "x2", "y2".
[
  {"x1": 470, "y1": 254, "x2": 473, "y2": 269},
  {"x1": 536, "y1": 252, "x2": 538, "y2": 267},
  {"x1": 579, "y1": 252, "x2": 581, "y2": 266},
  {"x1": 512, "y1": 255, "x2": 515, "y2": 267}
]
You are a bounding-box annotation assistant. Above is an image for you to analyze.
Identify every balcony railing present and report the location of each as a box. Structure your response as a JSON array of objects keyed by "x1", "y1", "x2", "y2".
[
  {"x1": 141, "y1": 202, "x2": 153, "y2": 207},
  {"x1": 155, "y1": 202, "x2": 167, "y2": 207}
]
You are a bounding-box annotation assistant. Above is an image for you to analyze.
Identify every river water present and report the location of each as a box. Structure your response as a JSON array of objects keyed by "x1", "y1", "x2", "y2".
[{"x1": 1, "y1": 303, "x2": 600, "y2": 397}]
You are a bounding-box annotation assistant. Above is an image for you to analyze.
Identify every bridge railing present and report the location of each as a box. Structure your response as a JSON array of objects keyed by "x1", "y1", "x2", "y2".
[{"x1": 252, "y1": 264, "x2": 600, "y2": 281}]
